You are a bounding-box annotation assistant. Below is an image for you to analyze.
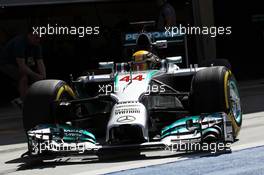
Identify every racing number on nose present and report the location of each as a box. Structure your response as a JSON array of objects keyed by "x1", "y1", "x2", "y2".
[{"x1": 120, "y1": 75, "x2": 144, "y2": 82}]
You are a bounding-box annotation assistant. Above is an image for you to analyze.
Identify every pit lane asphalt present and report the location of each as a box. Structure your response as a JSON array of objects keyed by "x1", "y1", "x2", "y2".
[
  {"x1": 0, "y1": 79, "x2": 264, "y2": 175},
  {"x1": 108, "y1": 146, "x2": 264, "y2": 175}
]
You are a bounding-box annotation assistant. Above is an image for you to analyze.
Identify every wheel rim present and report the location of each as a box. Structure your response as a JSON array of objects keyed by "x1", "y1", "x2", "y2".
[{"x1": 229, "y1": 80, "x2": 242, "y2": 124}]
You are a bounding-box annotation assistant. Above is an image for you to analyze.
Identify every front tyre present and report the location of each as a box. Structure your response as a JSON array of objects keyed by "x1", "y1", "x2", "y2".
[
  {"x1": 190, "y1": 66, "x2": 242, "y2": 137},
  {"x1": 22, "y1": 80, "x2": 76, "y2": 132}
]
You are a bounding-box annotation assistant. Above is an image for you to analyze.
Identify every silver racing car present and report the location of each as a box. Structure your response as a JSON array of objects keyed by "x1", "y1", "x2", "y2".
[{"x1": 22, "y1": 33, "x2": 242, "y2": 157}]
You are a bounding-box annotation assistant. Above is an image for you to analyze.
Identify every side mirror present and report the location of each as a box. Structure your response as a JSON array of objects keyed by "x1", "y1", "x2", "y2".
[
  {"x1": 99, "y1": 62, "x2": 115, "y2": 76},
  {"x1": 165, "y1": 56, "x2": 182, "y2": 73},
  {"x1": 99, "y1": 62, "x2": 114, "y2": 70},
  {"x1": 153, "y1": 40, "x2": 168, "y2": 49},
  {"x1": 166, "y1": 56, "x2": 182, "y2": 64}
]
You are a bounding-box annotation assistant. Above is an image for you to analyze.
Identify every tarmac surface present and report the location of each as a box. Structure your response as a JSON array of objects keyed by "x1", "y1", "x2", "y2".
[{"x1": 109, "y1": 146, "x2": 264, "y2": 175}]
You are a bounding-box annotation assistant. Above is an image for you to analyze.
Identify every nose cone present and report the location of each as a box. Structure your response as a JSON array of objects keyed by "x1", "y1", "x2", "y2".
[{"x1": 106, "y1": 101, "x2": 149, "y2": 143}]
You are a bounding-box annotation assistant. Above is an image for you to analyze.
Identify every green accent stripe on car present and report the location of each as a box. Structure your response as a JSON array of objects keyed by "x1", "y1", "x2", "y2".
[
  {"x1": 63, "y1": 137, "x2": 96, "y2": 144},
  {"x1": 161, "y1": 126, "x2": 190, "y2": 138},
  {"x1": 81, "y1": 130, "x2": 96, "y2": 140},
  {"x1": 146, "y1": 70, "x2": 159, "y2": 80},
  {"x1": 161, "y1": 116, "x2": 201, "y2": 138},
  {"x1": 114, "y1": 73, "x2": 119, "y2": 86},
  {"x1": 162, "y1": 116, "x2": 200, "y2": 134}
]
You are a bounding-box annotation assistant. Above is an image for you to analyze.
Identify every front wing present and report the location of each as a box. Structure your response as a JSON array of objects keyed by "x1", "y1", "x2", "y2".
[{"x1": 26, "y1": 112, "x2": 234, "y2": 156}]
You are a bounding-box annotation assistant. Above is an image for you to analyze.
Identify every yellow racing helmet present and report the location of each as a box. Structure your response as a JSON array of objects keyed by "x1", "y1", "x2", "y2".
[{"x1": 132, "y1": 50, "x2": 160, "y2": 71}]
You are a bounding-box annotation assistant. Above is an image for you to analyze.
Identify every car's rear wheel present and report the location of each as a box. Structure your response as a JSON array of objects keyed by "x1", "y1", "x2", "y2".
[
  {"x1": 22, "y1": 80, "x2": 76, "y2": 132},
  {"x1": 190, "y1": 66, "x2": 242, "y2": 137}
]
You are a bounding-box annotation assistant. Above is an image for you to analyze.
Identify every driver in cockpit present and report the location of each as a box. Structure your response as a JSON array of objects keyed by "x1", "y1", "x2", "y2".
[{"x1": 132, "y1": 50, "x2": 160, "y2": 71}]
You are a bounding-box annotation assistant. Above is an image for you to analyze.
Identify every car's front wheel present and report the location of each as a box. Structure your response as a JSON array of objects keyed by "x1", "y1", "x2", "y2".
[
  {"x1": 190, "y1": 66, "x2": 242, "y2": 137},
  {"x1": 22, "y1": 80, "x2": 76, "y2": 132}
]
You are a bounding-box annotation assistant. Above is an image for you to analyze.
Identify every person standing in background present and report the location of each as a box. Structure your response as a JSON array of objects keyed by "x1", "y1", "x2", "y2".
[
  {"x1": 156, "y1": 0, "x2": 176, "y2": 30},
  {"x1": 0, "y1": 29, "x2": 46, "y2": 108}
]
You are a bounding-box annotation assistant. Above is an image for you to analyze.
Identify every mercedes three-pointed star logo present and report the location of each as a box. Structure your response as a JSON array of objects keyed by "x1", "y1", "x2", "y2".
[{"x1": 117, "y1": 116, "x2": 136, "y2": 123}]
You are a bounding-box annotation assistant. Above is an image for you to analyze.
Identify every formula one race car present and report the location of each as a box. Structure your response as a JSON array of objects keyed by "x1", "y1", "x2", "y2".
[{"x1": 22, "y1": 32, "x2": 242, "y2": 157}]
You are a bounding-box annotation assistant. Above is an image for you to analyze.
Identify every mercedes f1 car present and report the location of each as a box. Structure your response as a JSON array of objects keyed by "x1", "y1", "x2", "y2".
[{"x1": 22, "y1": 32, "x2": 242, "y2": 157}]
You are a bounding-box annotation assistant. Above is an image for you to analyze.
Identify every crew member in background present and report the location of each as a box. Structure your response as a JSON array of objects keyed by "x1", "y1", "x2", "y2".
[
  {"x1": 156, "y1": 0, "x2": 176, "y2": 30},
  {"x1": 0, "y1": 30, "x2": 46, "y2": 108}
]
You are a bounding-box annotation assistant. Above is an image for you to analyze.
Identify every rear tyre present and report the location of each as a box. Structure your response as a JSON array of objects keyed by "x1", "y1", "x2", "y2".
[
  {"x1": 190, "y1": 66, "x2": 242, "y2": 137},
  {"x1": 22, "y1": 80, "x2": 75, "y2": 132}
]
